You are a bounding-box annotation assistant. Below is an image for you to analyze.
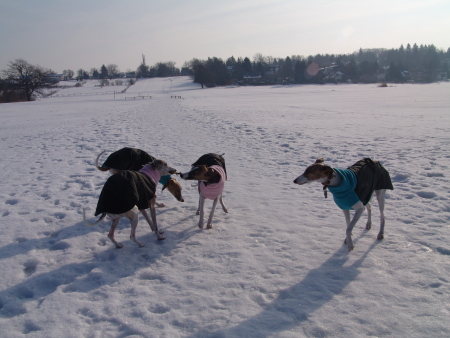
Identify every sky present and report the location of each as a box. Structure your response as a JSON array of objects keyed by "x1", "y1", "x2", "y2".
[{"x1": 1, "y1": 0, "x2": 449, "y2": 74}]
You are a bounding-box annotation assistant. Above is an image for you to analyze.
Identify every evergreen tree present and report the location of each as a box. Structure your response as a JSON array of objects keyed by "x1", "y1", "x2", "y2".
[
  {"x1": 242, "y1": 57, "x2": 252, "y2": 74},
  {"x1": 255, "y1": 62, "x2": 265, "y2": 77},
  {"x1": 282, "y1": 56, "x2": 294, "y2": 79},
  {"x1": 294, "y1": 60, "x2": 307, "y2": 83},
  {"x1": 226, "y1": 56, "x2": 237, "y2": 66},
  {"x1": 100, "y1": 65, "x2": 108, "y2": 79},
  {"x1": 136, "y1": 55, "x2": 149, "y2": 78}
]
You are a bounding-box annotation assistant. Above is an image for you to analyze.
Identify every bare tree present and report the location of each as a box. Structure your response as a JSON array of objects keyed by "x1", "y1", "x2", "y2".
[
  {"x1": 76, "y1": 69, "x2": 88, "y2": 81},
  {"x1": 253, "y1": 53, "x2": 265, "y2": 63},
  {"x1": 2, "y1": 58, "x2": 54, "y2": 101},
  {"x1": 62, "y1": 69, "x2": 74, "y2": 80},
  {"x1": 106, "y1": 64, "x2": 120, "y2": 79}
]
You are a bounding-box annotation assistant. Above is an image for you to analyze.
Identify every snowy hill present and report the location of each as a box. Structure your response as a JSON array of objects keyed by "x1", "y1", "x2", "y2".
[{"x1": 0, "y1": 77, "x2": 449, "y2": 337}]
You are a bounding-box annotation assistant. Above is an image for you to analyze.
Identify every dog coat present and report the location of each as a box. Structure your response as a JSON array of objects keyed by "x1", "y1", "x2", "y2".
[
  {"x1": 95, "y1": 164, "x2": 160, "y2": 216},
  {"x1": 199, "y1": 165, "x2": 226, "y2": 200},
  {"x1": 328, "y1": 169, "x2": 359, "y2": 210},
  {"x1": 328, "y1": 158, "x2": 393, "y2": 210},
  {"x1": 348, "y1": 158, "x2": 393, "y2": 205},
  {"x1": 102, "y1": 147, "x2": 156, "y2": 171},
  {"x1": 192, "y1": 153, "x2": 227, "y2": 179}
]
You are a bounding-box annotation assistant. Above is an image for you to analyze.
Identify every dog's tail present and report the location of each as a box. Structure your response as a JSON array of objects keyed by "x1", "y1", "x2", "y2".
[
  {"x1": 83, "y1": 209, "x2": 107, "y2": 226},
  {"x1": 95, "y1": 150, "x2": 109, "y2": 172}
]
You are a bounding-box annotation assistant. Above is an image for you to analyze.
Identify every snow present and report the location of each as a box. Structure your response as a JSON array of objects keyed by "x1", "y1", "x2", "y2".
[{"x1": 1, "y1": 77, "x2": 449, "y2": 337}]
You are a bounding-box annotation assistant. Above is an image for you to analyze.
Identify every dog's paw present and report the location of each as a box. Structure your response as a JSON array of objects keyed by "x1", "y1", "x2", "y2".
[
  {"x1": 365, "y1": 222, "x2": 372, "y2": 230},
  {"x1": 198, "y1": 223, "x2": 204, "y2": 229},
  {"x1": 157, "y1": 234, "x2": 166, "y2": 240},
  {"x1": 206, "y1": 224, "x2": 213, "y2": 229},
  {"x1": 157, "y1": 229, "x2": 165, "y2": 235},
  {"x1": 377, "y1": 233, "x2": 384, "y2": 240},
  {"x1": 115, "y1": 243, "x2": 124, "y2": 249},
  {"x1": 344, "y1": 236, "x2": 354, "y2": 251},
  {"x1": 196, "y1": 210, "x2": 200, "y2": 216}
]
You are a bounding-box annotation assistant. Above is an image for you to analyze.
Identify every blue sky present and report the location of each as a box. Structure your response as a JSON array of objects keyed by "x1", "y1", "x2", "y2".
[{"x1": 1, "y1": 0, "x2": 449, "y2": 73}]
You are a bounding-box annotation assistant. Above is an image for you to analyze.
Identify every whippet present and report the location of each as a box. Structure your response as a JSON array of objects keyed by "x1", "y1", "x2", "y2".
[
  {"x1": 84, "y1": 159, "x2": 178, "y2": 247},
  {"x1": 180, "y1": 153, "x2": 228, "y2": 229},
  {"x1": 293, "y1": 158, "x2": 393, "y2": 251},
  {"x1": 95, "y1": 147, "x2": 184, "y2": 206}
]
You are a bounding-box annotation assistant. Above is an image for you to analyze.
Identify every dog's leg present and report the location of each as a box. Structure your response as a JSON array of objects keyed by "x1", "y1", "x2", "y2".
[
  {"x1": 219, "y1": 195, "x2": 228, "y2": 213},
  {"x1": 342, "y1": 210, "x2": 351, "y2": 245},
  {"x1": 343, "y1": 210, "x2": 351, "y2": 227},
  {"x1": 344, "y1": 202, "x2": 365, "y2": 251},
  {"x1": 375, "y1": 189, "x2": 386, "y2": 240},
  {"x1": 125, "y1": 208, "x2": 144, "y2": 247},
  {"x1": 365, "y1": 203, "x2": 372, "y2": 230},
  {"x1": 198, "y1": 194, "x2": 206, "y2": 228},
  {"x1": 107, "y1": 216, "x2": 124, "y2": 248},
  {"x1": 149, "y1": 198, "x2": 165, "y2": 240},
  {"x1": 196, "y1": 184, "x2": 201, "y2": 215},
  {"x1": 140, "y1": 209, "x2": 165, "y2": 235},
  {"x1": 206, "y1": 196, "x2": 220, "y2": 229},
  {"x1": 196, "y1": 194, "x2": 202, "y2": 215},
  {"x1": 140, "y1": 209, "x2": 155, "y2": 231}
]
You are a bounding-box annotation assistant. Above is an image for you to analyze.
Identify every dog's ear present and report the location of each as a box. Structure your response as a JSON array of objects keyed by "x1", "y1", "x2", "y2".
[
  {"x1": 315, "y1": 158, "x2": 325, "y2": 164},
  {"x1": 323, "y1": 166, "x2": 335, "y2": 177}
]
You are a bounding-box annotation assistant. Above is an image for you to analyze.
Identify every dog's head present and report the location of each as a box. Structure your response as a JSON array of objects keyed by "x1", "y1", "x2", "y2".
[
  {"x1": 151, "y1": 159, "x2": 177, "y2": 176},
  {"x1": 293, "y1": 158, "x2": 335, "y2": 185},
  {"x1": 179, "y1": 165, "x2": 215, "y2": 182},
  {"x1": 162, "y1": 178, "x2": 184, "y2": 202}
]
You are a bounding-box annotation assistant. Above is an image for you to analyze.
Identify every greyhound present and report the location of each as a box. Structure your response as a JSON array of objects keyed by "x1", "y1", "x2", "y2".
[{"x1": 294, "y1": 158, "x2": 393, "y2": 251}]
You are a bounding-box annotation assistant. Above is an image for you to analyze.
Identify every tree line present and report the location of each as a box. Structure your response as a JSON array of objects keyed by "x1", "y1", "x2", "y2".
[
  {"x1": 0, "y1": 56, "x2": 181, "y2": 102},
  {"x1": 1, "y1": 43, "x2": 449, "y2": 102},
  {"x1": 186, "y1": 44, "x2": 450, "y2": 87}
]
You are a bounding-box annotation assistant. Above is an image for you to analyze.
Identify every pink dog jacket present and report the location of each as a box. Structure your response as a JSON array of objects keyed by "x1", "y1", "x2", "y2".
[
  {"x1": 199, "y1": 165, "x2": 226, "y2": 200},
  {"x1": 139, "y1": 164, "x2": 161, "y2": 187}
]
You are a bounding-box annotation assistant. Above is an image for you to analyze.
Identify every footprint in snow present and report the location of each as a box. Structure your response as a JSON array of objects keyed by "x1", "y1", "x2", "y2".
[{"x1": 417, "y1": 191, "x2": 437, "y2": 199}]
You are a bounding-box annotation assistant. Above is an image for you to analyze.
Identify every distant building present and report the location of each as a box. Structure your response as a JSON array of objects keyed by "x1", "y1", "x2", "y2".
[
  {"x1": 46, "y1": 74, "x2": 63, "y2": 83},
  {"x1": 181, "y1": 67, "x2": 192, "y2": 76}
]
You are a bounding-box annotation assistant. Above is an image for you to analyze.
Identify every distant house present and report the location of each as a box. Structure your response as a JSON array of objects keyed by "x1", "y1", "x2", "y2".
[
  {"x1": 333, "y1": 71, "x2": 344, "y2": 81},
  {"x1": 243, "y1": 75, "x2": 262, "y2": 84},
  {"x1": 436, "y1": 71, "x2": 448, "y2": 81},
  {"x1": 323, "y1": 70, "x2": 344, "y2": 83},
  {"x1": 46, "y1": 74, "x2": 63, "y2": 83},
  {"x1": 181, "y1": 67, "x2": 192, "y2": 76}
]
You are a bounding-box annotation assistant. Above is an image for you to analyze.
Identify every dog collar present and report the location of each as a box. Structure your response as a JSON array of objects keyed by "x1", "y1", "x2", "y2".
[{"x1": 159, "y1": 175, "x2": 172, "y2": 186}]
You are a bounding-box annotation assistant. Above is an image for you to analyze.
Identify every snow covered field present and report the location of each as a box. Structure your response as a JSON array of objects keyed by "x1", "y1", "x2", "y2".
[{"x1": 0, "y1": 77, "x2": 449, "y2": 337}]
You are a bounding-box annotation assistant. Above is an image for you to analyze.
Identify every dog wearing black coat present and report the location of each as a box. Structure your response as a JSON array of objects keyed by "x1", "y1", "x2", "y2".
[
  {"x1": 294, "y1": 158, "x2": 393, "y2": 251},
  {"x1": 96, "y1": 147, "x2": 184, "y2": 205},
  {"x1": 84, "y1": 159, "x2": 177, "y2": 247},
  {"x1": 180, "y1": 153, "x2": 228, "y2": 229}
]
